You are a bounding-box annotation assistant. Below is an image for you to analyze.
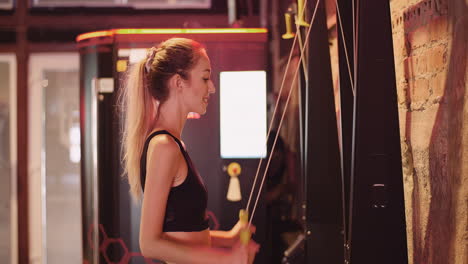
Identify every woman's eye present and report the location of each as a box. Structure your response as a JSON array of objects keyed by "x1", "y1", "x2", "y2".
[{"x1": 203, "y1": 78, "x2": 210, "y2": 81}]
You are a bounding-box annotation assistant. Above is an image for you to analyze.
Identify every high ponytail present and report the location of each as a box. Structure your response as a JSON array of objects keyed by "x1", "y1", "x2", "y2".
[{"x1": 119, "y1": 60, "x2": 157, "y2": 200}]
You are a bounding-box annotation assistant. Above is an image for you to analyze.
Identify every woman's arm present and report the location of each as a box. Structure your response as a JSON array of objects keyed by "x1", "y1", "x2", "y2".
[
  {"x1": 210, "y1": 221, "x2": 257, "y2": 248},
  {"x1": 141, "y1": 236, "x2": 232, "y2": 264},
  {"x1": 210, "y1": 230, "x2": 235, "y2": 248},
  {"x1": 140, "y1": 136, "x2": 244, "y2": 264}
]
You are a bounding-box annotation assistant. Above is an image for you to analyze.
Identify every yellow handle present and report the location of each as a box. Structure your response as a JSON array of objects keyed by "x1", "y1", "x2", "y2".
[
  {"x1": 282, "y1": 13, "x2": 295, "y2": 39},
  {"x1": 239, "y1": 209, "x2": 251, "y2": 245},
  {"x1": 297, "y1": 0, "x2": 310, "y2": 27}
]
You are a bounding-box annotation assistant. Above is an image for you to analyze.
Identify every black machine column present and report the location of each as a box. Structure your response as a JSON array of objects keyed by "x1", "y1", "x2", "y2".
[
  {"x1": 80, "y1": 44, "x2": 126, "y2": 263},
  {"x1": 337, "y1": 0, "x2": 355, "y2": 252},
  {"x1": 300, "y1": 0, "x2": 409, "y2": 263},
  {"x1": 348, "y1": 0, "x2": 408, "y2": 263},
  {"x1": 303, "y1": 0, "x2": 344, "y2": 263}
]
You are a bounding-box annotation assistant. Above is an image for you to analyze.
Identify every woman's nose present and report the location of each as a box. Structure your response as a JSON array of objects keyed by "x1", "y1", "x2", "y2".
[{"x1": 208, "y1": 81, "x2": 216, "y2": 94}]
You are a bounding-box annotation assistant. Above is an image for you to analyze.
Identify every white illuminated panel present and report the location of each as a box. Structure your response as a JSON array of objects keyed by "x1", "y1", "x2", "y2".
[{"x1": 220, "y1": 71, "x2": 267, "y2": 158}]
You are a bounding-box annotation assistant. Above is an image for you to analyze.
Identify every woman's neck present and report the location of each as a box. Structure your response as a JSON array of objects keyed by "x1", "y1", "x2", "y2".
[{"x1": 153, "y1": 98, "x2": 187, "y2": 139}]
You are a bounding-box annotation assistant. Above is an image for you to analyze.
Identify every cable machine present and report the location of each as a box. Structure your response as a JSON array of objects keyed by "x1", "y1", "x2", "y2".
[{"x1": 276, "y1": 0, "x2": 408, "y2": 263}]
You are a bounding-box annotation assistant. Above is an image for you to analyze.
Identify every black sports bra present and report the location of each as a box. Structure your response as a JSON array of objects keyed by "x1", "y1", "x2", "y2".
[{"x1": 140, "y1": 130, "x2": 209, "y2": 232}]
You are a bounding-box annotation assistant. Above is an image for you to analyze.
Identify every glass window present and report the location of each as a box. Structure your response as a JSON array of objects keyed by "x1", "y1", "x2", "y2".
[
  {"x1": 29, "y1": 53, "x2": 82, "y2": 264},
  {"x1": 31, "y1": 0, "x2": 211, "y2": 8},
  {"x1": 31, "y1": 0, "x2": 114, "y2": 7},
  {"x1": 0, "y1": 0, "x2": 13, "y2": 10}
]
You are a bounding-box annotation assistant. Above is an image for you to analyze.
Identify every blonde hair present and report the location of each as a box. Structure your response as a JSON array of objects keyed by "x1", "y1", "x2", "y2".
[{"x1": 119, "y1": 38, "x2": 204, "y2": 200}]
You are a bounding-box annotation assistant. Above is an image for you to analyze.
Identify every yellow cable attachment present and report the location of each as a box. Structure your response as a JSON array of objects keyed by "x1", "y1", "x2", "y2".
[{"x1": 239, "y1": 209, "x2": 251, "y2": 245}]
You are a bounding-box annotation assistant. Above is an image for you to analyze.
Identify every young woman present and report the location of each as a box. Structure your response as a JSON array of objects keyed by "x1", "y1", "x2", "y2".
[{"x1": 119, "y1": 38, "x2": 259, "y2": 264}]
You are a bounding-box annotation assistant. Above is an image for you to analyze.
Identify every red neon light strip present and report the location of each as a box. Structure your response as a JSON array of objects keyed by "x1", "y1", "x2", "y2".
[{"x1": 76, "y1": 28, "x2": 267, "y2": 42}]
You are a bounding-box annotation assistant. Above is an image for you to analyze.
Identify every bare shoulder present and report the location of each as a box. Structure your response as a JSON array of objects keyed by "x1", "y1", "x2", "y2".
[
  {"x1": 146, "y1": 134, "x2": 183, "y2": 172},
  {"x1": 147, "y1": 134, "x2": 180, "y2": 155}
]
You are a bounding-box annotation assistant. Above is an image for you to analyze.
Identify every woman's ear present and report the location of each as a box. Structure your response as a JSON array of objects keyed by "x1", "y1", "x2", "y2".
[
  {"x1": 176, "y1": 74, "x2": 188, "y2": 91},
  {"x1": 168, "y1": 74, "x2": 185, "y2": 92},
  {"x1": 167, "y1": 74, "x2": 178, "y2": 90}
]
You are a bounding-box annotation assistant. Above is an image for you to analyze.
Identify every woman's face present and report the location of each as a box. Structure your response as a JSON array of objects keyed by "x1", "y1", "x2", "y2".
[{"x1": 182, "y1": 50, "x2": 216, "y2": 115}]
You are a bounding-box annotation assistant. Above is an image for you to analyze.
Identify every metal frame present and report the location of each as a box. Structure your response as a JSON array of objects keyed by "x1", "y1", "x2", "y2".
[
  {"x1": 91, "y1": 77, "x2": 100, "y2": 264},
  {"x1": 0, "y1": 53, "x2": 18, "y2": 264}
]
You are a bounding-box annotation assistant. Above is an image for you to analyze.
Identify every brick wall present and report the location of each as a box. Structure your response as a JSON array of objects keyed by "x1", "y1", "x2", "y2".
[{"x1": 389, "y1": 0, "x2": 467, "y2": 263}]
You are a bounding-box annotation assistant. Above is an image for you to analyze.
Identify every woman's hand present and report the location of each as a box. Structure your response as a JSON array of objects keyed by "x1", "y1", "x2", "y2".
[
  {"x1": 228, "y1": 220, "x2": 257, "y2": 244},
  {"x1": 210, "y1": 221, "x2": 256, "y2": 248},
  {"x1": 247, "y1": 240, "x2": 260, "y2": 264},
  {"x1": 226, "y1": 240, "x2": 260, "y2": 264}
]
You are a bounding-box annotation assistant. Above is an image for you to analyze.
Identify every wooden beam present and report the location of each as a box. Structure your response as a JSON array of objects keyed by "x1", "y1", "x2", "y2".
[
  {"x1": 16, "y1": 0, "x2": 29, "y2": 263},
  {"x1": 1, "y1": 14, "x2": 228, "y2": 29},
  {"x1": 29, "y1": 14, "x2": 227, "y2": 29}
]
